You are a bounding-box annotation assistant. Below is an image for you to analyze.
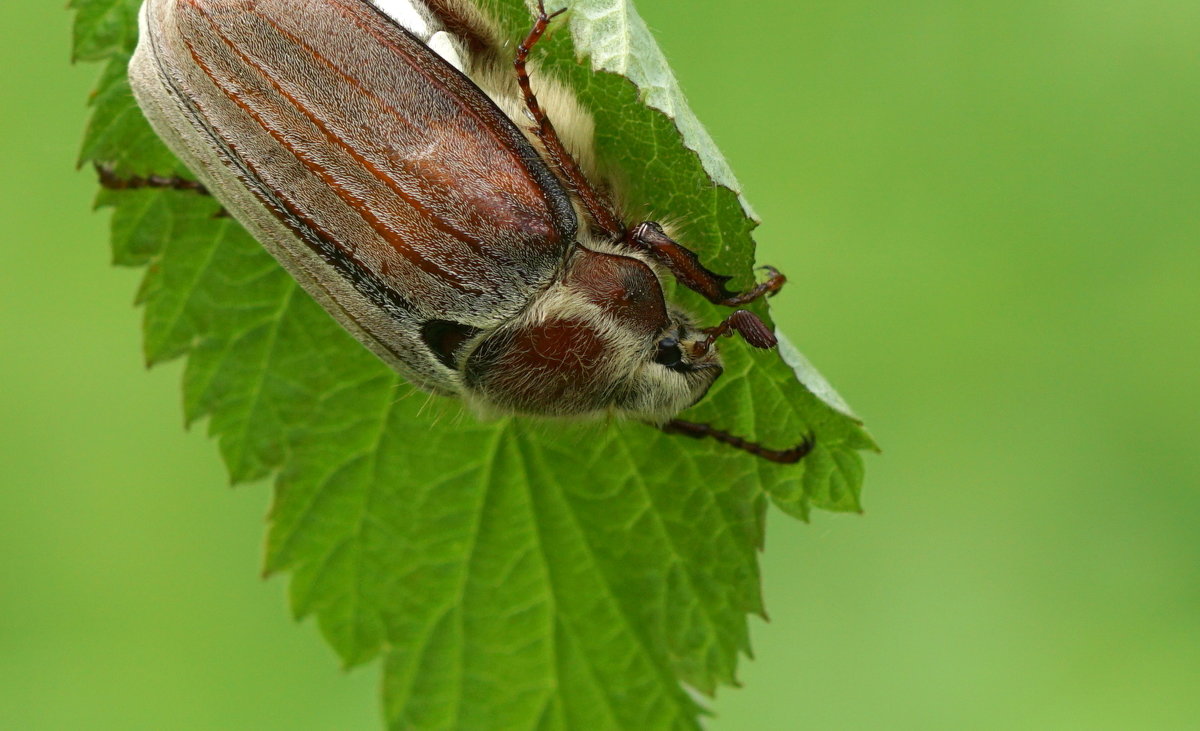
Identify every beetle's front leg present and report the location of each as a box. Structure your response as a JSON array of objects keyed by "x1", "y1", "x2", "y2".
[{"x1": 693, "y1": 310, "x2": 777, "y2": 354}]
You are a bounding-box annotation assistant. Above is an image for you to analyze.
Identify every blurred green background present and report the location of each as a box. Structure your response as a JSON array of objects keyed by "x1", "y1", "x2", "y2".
[{"x1": 3, "y1": 0, "x2": 1197, "y2": 728}]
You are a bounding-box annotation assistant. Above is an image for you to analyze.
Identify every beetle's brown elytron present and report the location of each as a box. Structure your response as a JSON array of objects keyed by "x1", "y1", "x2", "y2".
[{"x1": 116, "y1": 0, "x2": 812, "y2": 463}]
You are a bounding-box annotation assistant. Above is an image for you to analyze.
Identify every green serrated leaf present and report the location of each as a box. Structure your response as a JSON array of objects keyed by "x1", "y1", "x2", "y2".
[
  {"x1": 76, "y1": 0, "x2": 875, "y2": 728},
  {"x1": 70, "y1": 0, "x2": 139, "y2": 62},
  {"x1": 80, "y1": 56, "x2": 181, "y2": 175}
]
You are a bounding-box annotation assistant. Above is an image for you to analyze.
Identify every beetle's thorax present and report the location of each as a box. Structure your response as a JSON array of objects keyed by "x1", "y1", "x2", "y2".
[{"x1": 462, "y1": 243, "x2": 723, "y2": 422}]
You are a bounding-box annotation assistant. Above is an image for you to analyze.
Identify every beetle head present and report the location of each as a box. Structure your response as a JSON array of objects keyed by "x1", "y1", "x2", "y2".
[{"x1": 462, "y1": 248, "x2": 722, "y2": 421}]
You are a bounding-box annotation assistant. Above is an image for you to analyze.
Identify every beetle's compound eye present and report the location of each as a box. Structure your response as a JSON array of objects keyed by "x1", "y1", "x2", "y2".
[{"x1": 654, "y1": 337, "x2": 685, "y2": 371}]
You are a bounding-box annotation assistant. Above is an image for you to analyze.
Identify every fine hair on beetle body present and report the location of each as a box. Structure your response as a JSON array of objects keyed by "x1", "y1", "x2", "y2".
[
  {"x1": 460, "y1": 237, "x2": 722, "y2": 422},
  {"x1": 120, "y1": 0, "x2": 813, "y2": 463}
]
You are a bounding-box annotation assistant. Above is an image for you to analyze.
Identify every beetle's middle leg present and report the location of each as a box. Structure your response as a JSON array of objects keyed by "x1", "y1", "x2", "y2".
[
  {"x1": 626, "y1": 221, "x2": 786, "y2": 306},
  {"x1": 693, "y1": 310, "x2": 777, "y2": 353}
]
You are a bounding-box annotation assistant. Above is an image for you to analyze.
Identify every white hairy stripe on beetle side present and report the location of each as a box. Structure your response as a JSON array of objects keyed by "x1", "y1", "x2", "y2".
[
  {"x1": 369, "y1": 0, "x2": 466, "y2": 71},
  {"x1": 427, "y1": 31, "x2": 465, "y2": 71}
]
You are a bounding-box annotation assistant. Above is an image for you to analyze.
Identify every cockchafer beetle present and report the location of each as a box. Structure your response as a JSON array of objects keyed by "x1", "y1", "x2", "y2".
[{"x1": 110, "y1": 0, "x2": 813, "y2": 463}]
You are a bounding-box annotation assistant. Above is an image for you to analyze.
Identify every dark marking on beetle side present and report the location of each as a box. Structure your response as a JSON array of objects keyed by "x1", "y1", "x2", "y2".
[{"x1": 421, "y1": 319, "x2": 481, "y2": 369}]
